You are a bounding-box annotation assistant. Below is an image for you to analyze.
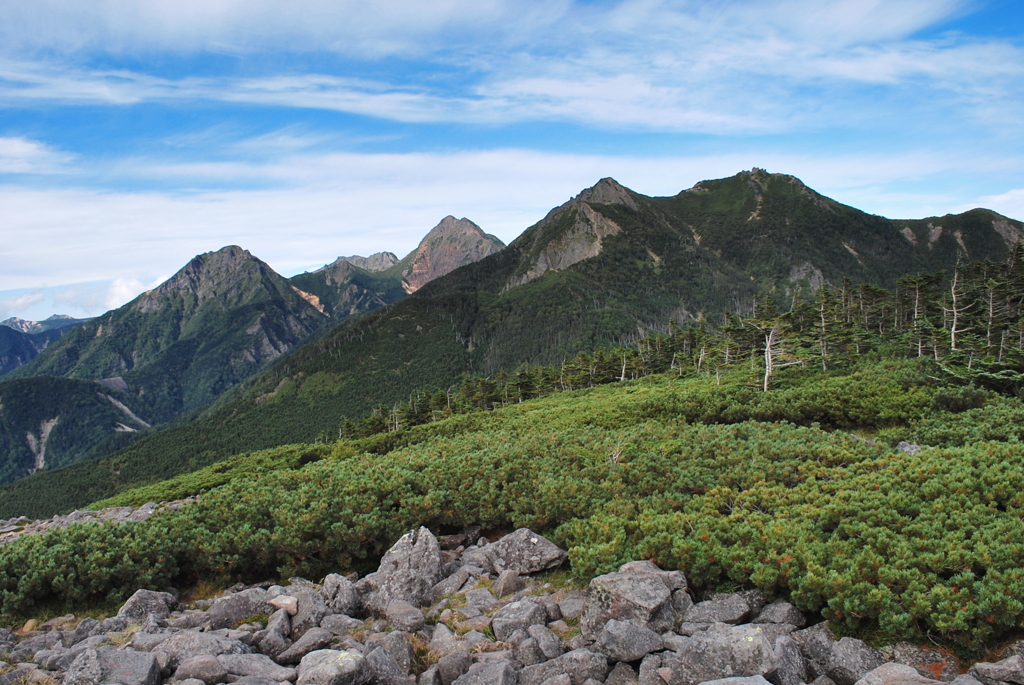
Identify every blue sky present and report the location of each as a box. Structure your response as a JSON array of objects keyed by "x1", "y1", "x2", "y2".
[{"x1": 1, "y1": 0, "x2": 1023, "y2": 321}]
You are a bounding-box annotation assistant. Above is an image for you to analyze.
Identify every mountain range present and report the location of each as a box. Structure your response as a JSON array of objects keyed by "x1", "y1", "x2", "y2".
[
  {"x1": 1, "y1": 168, "x2": 1022, "y2": 514},
  {"x1": 0, "y1": 217, "x2": 504, "y2": 489}
]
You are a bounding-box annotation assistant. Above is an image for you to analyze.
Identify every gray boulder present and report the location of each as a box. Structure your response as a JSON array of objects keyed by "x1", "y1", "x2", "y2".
[
  {"x1": 827, "y1": 637, "x2": 887, "y2": 685},
  {"x1": 887, "y1": 643, "x2": 959, "y2": 682},
  {"x1": 659, "y1": 624, "x2": 778, "y2": 685},
  {"x1": 218, "y1": 654, "x2": 298, "y2": 681},
  {"x1": 438, "y1": 650, "x2": 472, "y2": 685},
  {"x1": 452, "y1": 662, "x2": 517, "y2": 685},
  {"x1": 296, "y1": 650, "x2": 367, "y2": 685},
  {"x1": 386, "y1": 600, "x2": 425, "y2": 633},
  {"x1": 365, "y1": 632, "x2": 415, "y2": 676},
  {"x1": 516, "y1": 639, "x2": 547, "y2": 667},
  {"x1": 773, "y1": 635, "x2": 808, "y2": 685},
  {"x1": 618, "y1": 561, "x2": 688, "y2": 592},
  {"x1": 116, "y1": 590, "x2": 177, "y2": 625},
  {"x1": 580, "y1": 571, "x2": 673, "y2": 640},
  {"x1": 793, "y1": 622, "x2": 837, "y2": 679},
  {"x1": 465, "y1": 589, "x2": 500, "y2": 612},
  {"x1": 359, "y1": 528, "x2": 445, "y2": 614},
  {"x1": 970, "y1": 656, "x2": 1024, "y2": 685},
  {"x1": 606, "y1": 662, "x2": 640, "y2": 685},
  {"x1": 365, "y1": 647, "x2": 406, "y2": 685},
  {"x1": 433, "y1": 566, "x2": 484, "y2": 599},
  {"x1": 322, "y1": 575, "x2": 361, "y2": 617},
  {"x1": 754, "y1": 599, "x2": 807, "y2": 628},
  {"x1": 257, "y1": 608, "x2": 292, "y2": 659},
  {"x1": 595, "y1": 619, "x2": 663, "y2": 663},
  {"x1": 856, "y1": 664, "x2": 945, "y2": 685},
  {"x1": 156, "y1": 631, "x2": 251, "y2": 670},
  {"x1": 174, "y1": 655, "x2": 228, "y2": 685},
  {"x1": 277, "y1": 627, "x2": 335, "y2": 665},
  {"x1": 208, "y1": 588, "x2": 272, "y2": 631},
  {"x1": 699, "y1": 678, "x2": 774, "y2": 685},
  {"x1": 682, "y1": 594, "x2": 751, "y2": 625},
  {"x1": 491, "y1": 600, "x2": 549, "y2": 642},
  {"x1": 486, "y1": 529, "x2": 567, "y2": 575},
  {"x1": 527, "y1": 625, "x2": 565, "y2": 661},
  {"x1": 98, "y1": 648, "x2": 161, "y2": 685},
  {"x1": 321, "y1": 615, "x2": 362, "y2": 636},
  {"x1": 63, "y1": 649, "x2": 103, "y2": 685},
  {"x1": 289, "y1": 587, "x2": 329, "y2": 639},
  {"x1": 232, "y1": 678, "x2": 280, "y2": 685},
  {"x1": 519, "y1": 649, "x2": 609, "y2": 685}
]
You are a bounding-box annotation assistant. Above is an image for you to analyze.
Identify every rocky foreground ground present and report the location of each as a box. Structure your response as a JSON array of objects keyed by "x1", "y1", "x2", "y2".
[{"x1": 1, "y1": 526, "x2": 1021, "y2": 685}]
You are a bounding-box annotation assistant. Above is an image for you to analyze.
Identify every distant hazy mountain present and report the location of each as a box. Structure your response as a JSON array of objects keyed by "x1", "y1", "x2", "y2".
[
  {"x1": 1, "y1": 314, "x2": 90, "y2": 335},
  {"x1": 0, "y1": 219, "x2": 504, "y2": 489},
  {"x1": 289, "y1": 216, "x2": 504, "y2": 317}
]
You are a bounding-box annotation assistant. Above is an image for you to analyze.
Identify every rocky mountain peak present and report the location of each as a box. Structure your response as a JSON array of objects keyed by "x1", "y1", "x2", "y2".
[
  {"x1": 0, "y1": 317, "x2": 40, "y2": 334},
  {"x1": 134, "y1": 246, "x2": 272, "y2": 313},
  {"x1": 576, "y1": 177, "x2": 638, "y2": 210},
  {"x1": 398, "y1": 217, "x2": 505, "y2": 293},
  {"x1": 335, "y1": 252, "x2": 400, "y2": 272}
]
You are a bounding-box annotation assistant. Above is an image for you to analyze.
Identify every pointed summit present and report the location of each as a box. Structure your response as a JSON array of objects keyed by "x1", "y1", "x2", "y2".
[
  {"x1": 395, "y1": 217, "x2": 505, "y2": 293},
  {"x1": 577, "y1": 178, "x2": 638, "y2": 209}
]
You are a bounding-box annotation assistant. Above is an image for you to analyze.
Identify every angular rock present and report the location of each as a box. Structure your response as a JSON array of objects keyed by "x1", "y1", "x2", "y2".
[
  {"x1": 774, "y1": 635, "x2": 808, "y2": 685},
  {"x1": 793, "y1": 622, "x2": 837, "y2": 680},
  {"x1": 269, "y1": 596, "x2": 298, "y2": 616},
  {"x1": 638, "y1": 655, "x2": 662, "y2": 685},
  {"x1": 296, "y1": 650, "x2": 367, "y2": 685},
  {"x1": 360, "y1": 528, "x2": 445, "y2": 614},
  {"x1": 277, "y1": 627, "x2": 334, "y2": 665},
  {"x1": 429, "y1": 624, "x2": 460, "y2": 657},
  {"x1": 492, "y1": 571, "x2": 525, "y2": 599},
  {"x1": 827, "y1": 637, "x2": 887, "y2": 685},
  {"x1": 970, "y1": 656, "x2": 1024, "y2": 685},
  {"x1": 519, "y1": 649, "x2": 609, "y2": 685},
  {"x1": 754, "y1": 599, "x2": 807, "y2": 628},
  {"x1": 208, "y1": 589, "x2": 272, "y2": 631},
  {"x1": 386, "y1": 600, "x2": 425, "y2": 633},
  {"x1": 95, "y1": 648, "x2": 161, "y2": 685},
  {"x1": 258, "y1": 608, "x2": 292, "y2": 659},
  {"x1": 365, "y1": 647, "x2": 405, "y2": 685},
  {"x1": 951, "y1": 677, "x2": 984, "y2": 685},
  {"x1": 289, "y1": 587, "x2": 329, "y2": 639},
  {"x1": 606, "y1": 662, "x2": 640, "y2": 685},
  {"x1": 117, "y1": 590, "x2": 177, "y2": 625},
  {"x1": 596, "y1": 619, "x2": 663, "y2": 663},
  {"x1": 322, "y1": 575, "x2": 361, "y2": 617},
  {"x1": 321, "y1": 615, "x2": 362, "y2": 636},
  {"x1": 465, "y1": 589, "x2": 500, "y2": 612},
  {"x1": 580, "y1": 571, "x2": 673, "y2": 640},
  {"x1": 887, "y1": 643, "x2": 959, "y2": 682},
  {"x1": 70, "y1": 618, "x2": 102, "y2": 646},
  {"x1": 156, "y1": 632, "x2": 251, "y2": 670},
  {"x1": 556, "y1": 598, "x2": 584, "y2": 622},
  {"x1": 486, "y1": 529, "x2": 567, "y2": 575},
  {"x1": 420, "y1": 666, "x2": 442, "y2": 685},
  {"x1": 452, "y1": 662, "x2": 517, "y2": 685},
  {"x1": 618, "y1": 561, "x2": 688, "y2": 592},
  {"x1": 516, "y1": 638, "x2": 546, "y2": 667},
  {"x1": 540, "y1": 676, "x2": 571, "y2": 685},
  {"x1": 232, "y1": 678, "x2": 280, "y2": 685},
  {"x1": 491, "y1": 600, "x2": 549, "y2": 642},
  {"x1": 699, "y1": 677, "x2": 774, "y2": 685},
  {"x1": 63, "y1": 649, "x2": 102, "y2": 685},
  {"x1": 218, "y1": 654, "x2": 297, "y2": 681},
  {"x1": 438, "y1": 650, "x2": 472, "y2": 685},
  {"x1": 433, "y1": 566, "x2": 484, "y2": 600},
  {"x1": 365, "y1": 632, "x2": 414, "y2": 676},
  {"x1": 659, "y1": 624, "x2": 778, "y2": 685},
  {"x1": 527, "y1": 625, "x2": 565, "y2": 661},
  {"x1": 856, "y1": 664, "x2": 945, "y2": 685},
  {"x1": 174, "y1": 655, "x2": 228, "y2": 685},
  {"x1": 682, "y1": 594, "x2": 751, "y2": 625}
]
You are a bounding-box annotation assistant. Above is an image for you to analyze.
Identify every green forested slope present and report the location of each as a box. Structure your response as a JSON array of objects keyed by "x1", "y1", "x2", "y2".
[
  {"x1": 3, "y1": 354, "x2": 1024, "y2": 651},
  {"x1": 4, "y1": 170, "x2": 1021, "y2": 514}
]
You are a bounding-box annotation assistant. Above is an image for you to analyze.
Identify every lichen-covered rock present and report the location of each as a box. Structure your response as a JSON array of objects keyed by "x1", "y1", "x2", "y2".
[
  {"x1": 207, "y1": 588, "x2": 272, "y2": 631},
  {"x1": 322, "y1": 575, "x2": 361, "y2": 617},
  {"x1": 827, "y1": 637, "x2": 887, "y2": 685},
  {"x1": 970, "y1": 656, "x2": 1024, "y2": 685},
  {"x1": 296, "y1": 650, "x2": 367, "y2": 685},
  {"x1": 519, "y1": 649, "x2": 609, "y2": 685},
  {"x1": 485, "y1": 529, "x2": 567, "y2": 575},
  {"x1": 451, "y1": 661, "x2": 517, "y2": 685},
  {"x1": 580, "y1": 571, "x2": 673, "y2": 640},
  {"x1": 277, "y1": 627, "x2": 335, "y2": 665},
  {"x1": 754, "y1": 599, "x2": 807, "y2": 628},
  {"x1": 218, "y1": 654, "x2": 297, "y2": 681},
  {"x1": 774, "y1": 635, "x2": 809, "y2": 685},
  {"x1": 595, "y1": 619, "x2": 663, "y2": 663},
  {"x1": 174, "y1": 655, "x2": 228, "y2": 685},
  {"x1": 116, "y1": 589, "x2": 177, "y2": 625},
  {"x1": 659, "y1": 624, "x2": 778, "y2": 685},
  {"x1": 155, "y1": 631, "x2": 251, "y2": 670},
  {"x1": 491, "y1": 600, "x2": 548, "y2": 642},
  {"x1": 856, "y1": 663, "x2": 945, "y2": 685},
  {"x1": 386, "y1": 600, "x2": 425, "y2": 633},
  {"x1": 359, "y1": 528, "x2": 445, "y2": 614},
  {"x1": 683, "y1": 594, "x2": 751, "y2": 625}
]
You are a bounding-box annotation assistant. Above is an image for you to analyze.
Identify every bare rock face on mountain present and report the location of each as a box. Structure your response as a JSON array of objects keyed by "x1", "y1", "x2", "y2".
[
  {"x1": 337, "y1": 252, "x2": 400, "y2": 272},
  {"x1": 504, "y1": 178, "x2": 633, "y2": 291},
  {"x1": 396, "y1": 217, "x2": 505, "y2": 294}
]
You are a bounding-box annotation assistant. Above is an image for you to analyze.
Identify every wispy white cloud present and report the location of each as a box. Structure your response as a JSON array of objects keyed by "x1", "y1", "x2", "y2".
[
  {"x1": 0, "y1": 1, "x2": 1020, "y2": 135},
  {"x1": 1, "y1": 145, "x2": 1020, "y2": 313},
  {"x1": 0, "y1": 137, "x2": 74, "y2": 173}
]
